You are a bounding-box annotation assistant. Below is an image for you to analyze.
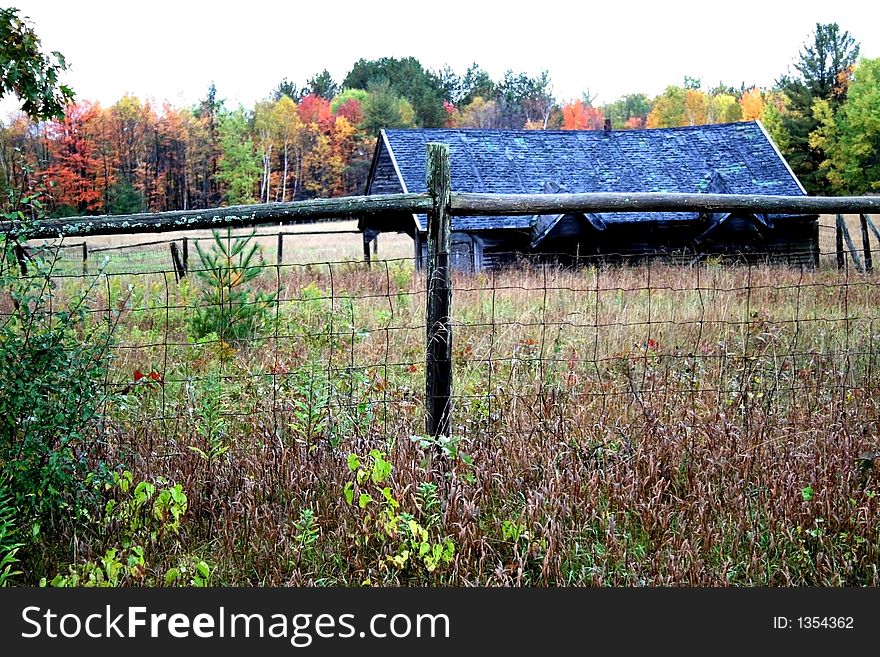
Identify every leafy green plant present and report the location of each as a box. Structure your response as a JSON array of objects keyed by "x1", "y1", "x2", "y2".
[
  {"x1": 43, "y1": 471, "x2": 209, "y2": 587},
  {"x1": 344, "y1": 450, "x2": 454, "y2": 583},
  {"x1": 0, "y1": 182, "x2": 120, "y2": 534},
  {"x1": 189, "y1": 229, "x2": 275, "y2": 343},
  {"x1": 0, "y1": 475, "x2": 23, "y2": 586},
  {"x1": 287, "y1": 363, "x2": 330, "y2": 446},
  {"x1": 188, "y1": 372, "x2": 231, "y2": 465}
]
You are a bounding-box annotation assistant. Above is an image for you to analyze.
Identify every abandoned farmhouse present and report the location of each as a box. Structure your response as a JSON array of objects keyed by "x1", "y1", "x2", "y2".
[{"x1": 358, "y1": 121, "x2": 818, "y2": 270}]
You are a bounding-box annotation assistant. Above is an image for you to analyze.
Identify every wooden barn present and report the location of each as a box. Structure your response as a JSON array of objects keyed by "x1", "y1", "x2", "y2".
[{"x1": 358, "y1": 121, "x2": 818, "y2": 270}]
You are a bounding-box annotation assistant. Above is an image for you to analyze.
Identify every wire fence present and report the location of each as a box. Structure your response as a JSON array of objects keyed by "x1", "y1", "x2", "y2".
[
  {"x1": 8, "y1": 238, "x2": 880, "y2": 469},
  {"x1": 7, "y1": 201, "x2": 880, "y2": 585}
]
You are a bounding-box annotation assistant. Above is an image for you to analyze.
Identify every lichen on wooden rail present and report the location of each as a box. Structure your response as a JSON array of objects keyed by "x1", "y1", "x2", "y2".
[
  {"x1": 450, "y1": 192, "x2": 880, "y2": 216},
  {"x1": 1, "y1": 193, "x2": 433, "y2": 240}
]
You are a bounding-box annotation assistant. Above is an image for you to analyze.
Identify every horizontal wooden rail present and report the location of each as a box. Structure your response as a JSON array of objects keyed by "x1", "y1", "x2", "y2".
[
  {"x1": 4, "y1": 191, "x2": 880, "y2": 242},
  {"x1": 450, "y1": 192, "x2": 880, "y2": 216},
  {"x1": 1, "y1": 193, "x2": 433, "y2": 240}
]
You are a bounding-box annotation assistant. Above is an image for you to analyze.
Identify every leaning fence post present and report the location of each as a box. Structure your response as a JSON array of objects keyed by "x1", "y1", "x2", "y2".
[
  {"x1": 860, "y1": 214, "x2": 873, "y2": 273},
  {"x1": 837, "y1": 214, "x2": 864, "y2": 273},
  {"x1": 425, "y1": 142, "x2": 452, "y2": 440}
]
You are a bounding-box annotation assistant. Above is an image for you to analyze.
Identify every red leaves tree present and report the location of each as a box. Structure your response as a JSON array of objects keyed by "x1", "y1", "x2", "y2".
[
  {"x1": 43, "y1": 101, "x2": 110, "y2": 213},
  {"x1": 561, "y1": 100, "x2": 605, "y2": 130}
]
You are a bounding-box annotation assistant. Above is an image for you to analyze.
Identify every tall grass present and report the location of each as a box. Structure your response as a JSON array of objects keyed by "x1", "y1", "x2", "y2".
[{"x1": 10, "y1": 255, "x2": 880, "y2": 586}]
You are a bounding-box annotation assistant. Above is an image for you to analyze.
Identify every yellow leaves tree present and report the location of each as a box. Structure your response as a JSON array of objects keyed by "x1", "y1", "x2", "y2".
[
  {"x1": 646, "y1": 86, "x2": 686, "y2": 128},
  {"x1": 270, "y1": 95, "x2": 304, "y2": 202},
  {"x1": 709, "y1": 94, "x2": 742, "y2": 124},
  {"x1": 740, "y1": 88, "x2": 765, "y2": 121},
  {"x1": 456, "y1": 96, "x2": 500, "y2": 128},
  {"x1": 684, "y1": 89, "x2": 708, "y2": 126}
]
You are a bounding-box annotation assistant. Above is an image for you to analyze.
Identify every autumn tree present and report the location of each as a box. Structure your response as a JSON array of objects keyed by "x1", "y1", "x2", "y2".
[
  {"x1": 739, "y1": 87, "x2": 765, "y2": 121},
  {"x1": 561, "y1": 99, "x2": 604, "y2": 130},
  {"x1": 454, "y1": 96, "x2": 499, "y2": 129},
  {"x1": 0, "y1": 113, "x2": 44, "y2": 199},
  {"x1": 683, "y1": 89, "x2": 709, "y2": 126},
  {"x1": 43, "y1": 101, "x2": 109, "y2": 214},
  {"x1": 272, "y1": 95, "x2": 305, "y2": 201},
  {"x1": 603, "y1": 93, "x2": 650, "y2": 129},
  {"x1": 647, "y1": 86, "x2": 687, "y2": 128},
  {"x1": 709, "y1": 94, "x2": 742, "y2": 124}
]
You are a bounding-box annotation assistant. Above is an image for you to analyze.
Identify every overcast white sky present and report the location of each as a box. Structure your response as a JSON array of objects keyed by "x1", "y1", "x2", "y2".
[{"x1": 3, "y1": 0, "x2": 879, "y2": 116}]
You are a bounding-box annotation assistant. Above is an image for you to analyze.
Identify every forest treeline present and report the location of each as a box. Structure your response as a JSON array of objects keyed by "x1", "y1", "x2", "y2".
[{"x1": 1, "y1": 22, "x2": 877, "y2": 217}]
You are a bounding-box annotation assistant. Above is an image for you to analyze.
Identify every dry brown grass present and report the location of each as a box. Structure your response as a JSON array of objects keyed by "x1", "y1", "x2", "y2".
[
  {"x1": 22, "y1": 255, "x2": 870, "y2": 588},
  {"x1": 14, "y1": 228, "x2": 880, "y2": 587}
]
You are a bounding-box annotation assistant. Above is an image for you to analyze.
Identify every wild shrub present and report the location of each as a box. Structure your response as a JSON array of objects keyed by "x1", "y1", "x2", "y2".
[
  {"x1": 0, "y1": 186, "x2": 119, "y2": 542},
  {"x1": 344, "y1": 450, "x2": 454, "y2": 584},
  {"x1": 43, "y1": 471, "x2": 210, "y2": 587}
]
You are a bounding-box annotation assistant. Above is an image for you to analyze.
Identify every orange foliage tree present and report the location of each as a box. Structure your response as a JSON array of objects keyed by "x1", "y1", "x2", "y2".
[
  {"x1": 561, "y1": 100, "x2": 605, "y2": 130},
  {"x1": 43, "y1": 101, "x2": 111, "y2": 213}
]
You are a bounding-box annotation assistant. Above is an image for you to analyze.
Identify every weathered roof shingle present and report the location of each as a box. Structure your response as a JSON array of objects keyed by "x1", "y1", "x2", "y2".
[{"x1": 377, "y1": 122, "x2": 806, "y2": 233}]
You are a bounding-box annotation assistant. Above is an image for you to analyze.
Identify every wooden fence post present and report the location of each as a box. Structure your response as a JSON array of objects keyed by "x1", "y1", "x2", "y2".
[
  {"x1": 860, "y1": 214, "x2": 873, "y2": 273},
  {"x1": 837, "y1": 214, "x2": 864, "y2": 273},
  {"x1": 425, "y1": 142, "x2": 452, "y2": 440},
  {"x1": 277, "y1": 232, "x2": 284, "y2": 266},
  {"x1": 82, "y1": 242, "x2": 88, "y2": 276},
  {"x1": 13, "y1": 244, "x2": 28, "y2": 275},
  {"x1": 362, "y1": 232, "x2": 371, "y2": 264},
  {"x1": 182, "y1": 237, "x2": 189, "y2": 276},
  {"x1": 170, "y1": 242, "x2": 185, "y2": 282},
  {"x1": 836, "y1": 216, "x2": 845, "y2": 270},
  {"x1": 373, "y1": 235, "x2": 378, "y2": 255}
]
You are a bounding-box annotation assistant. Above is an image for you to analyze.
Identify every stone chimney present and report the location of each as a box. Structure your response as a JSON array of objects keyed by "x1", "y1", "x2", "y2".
[{"x1": 604, "y1": 118, "x2": 612, "y2": 132}]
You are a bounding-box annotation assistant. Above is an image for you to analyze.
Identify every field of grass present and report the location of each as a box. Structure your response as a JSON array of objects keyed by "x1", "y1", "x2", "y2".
[
  {"x1": 4, "y1": 218, "x2": 880, "y2": 587},
  {"x1": 27, "y1": 220, "x2": 415, "y2": 276}
]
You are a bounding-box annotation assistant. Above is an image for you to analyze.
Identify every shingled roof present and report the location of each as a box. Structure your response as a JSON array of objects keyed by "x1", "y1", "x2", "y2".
[{"x1": 371, "y1": 121, "x2": 806, "y2": 234}]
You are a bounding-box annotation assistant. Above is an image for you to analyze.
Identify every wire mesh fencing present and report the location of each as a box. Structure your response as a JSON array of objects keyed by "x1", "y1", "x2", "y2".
[
  {"x1": 7, "y1": 228, "x2": 880, "y2": 585},
  {"x1": 9, "y1": 236, "x2": 880, "y2": 461}
]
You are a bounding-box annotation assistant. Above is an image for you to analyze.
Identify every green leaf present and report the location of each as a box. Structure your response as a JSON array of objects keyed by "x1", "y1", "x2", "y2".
[
  {"x1": 802, "y1": 486, "x2": 814, "y2": 501},
  {"x1": 343, "y1": 482, "x2": 354, "y2": 505},
  {"x1": 165, "y1": 567, "x2": 180, "y2": 585}
]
